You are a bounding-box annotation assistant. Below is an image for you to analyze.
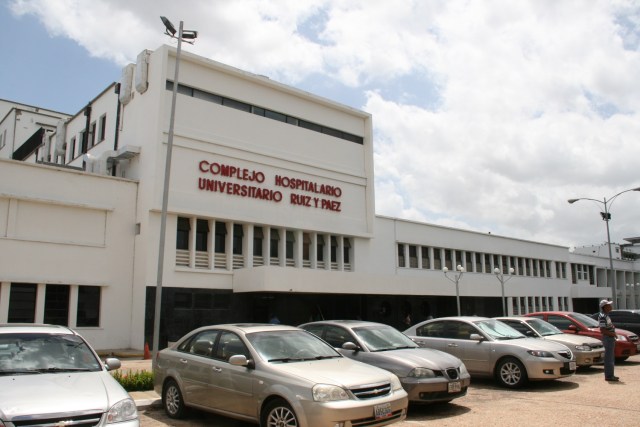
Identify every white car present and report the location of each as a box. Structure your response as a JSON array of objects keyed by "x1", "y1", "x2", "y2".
[
  {"x1": 404, "y1": 317, "x2": 577, "y2": 388},
  {"x1": 154, "y1": 323, "x2": 408, "y2": 426},
  {"x1": 0, "y1": 324, "x2": 138, "y2": 426}
]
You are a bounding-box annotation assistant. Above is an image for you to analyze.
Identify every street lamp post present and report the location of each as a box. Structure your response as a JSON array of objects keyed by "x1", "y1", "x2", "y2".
[
  {"x1": 568, "y1": 187, "x2": 640, "y2": 306},
  {"x1": 494, "y1": 267, "x2": 515, "y2": 316},
  {"x1": 443, "y1": 265, "x2": 465, "y2": 316},
  {"x1": 153, "y1": 17, "x2": 198, "y2": 357}
]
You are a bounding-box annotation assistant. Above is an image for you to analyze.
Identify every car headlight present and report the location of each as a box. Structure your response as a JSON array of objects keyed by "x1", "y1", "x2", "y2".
[
  {"x1": 616, "y1": 335, "x2": 628, "y2": 342},
  {"x1": 408, "y1": 367, "x2": 436, "y2": 378},
  {"x1": 527, "y1": 350, "x2": 554, "y2": 358},
  {"x1": 459, "y1": 363, "x2": 469, "y2": 376},
  {"x1": 575, "y1": 345, "x2": 591, "y2": 351},
  {"x1": 106, "y1": 398, "x2": 138, "y2": 423},
  {"x1": 390, "y1": 375, "x2": 403, "y2": 391},
  {"x1": 313, "y1": 384, "x2": 349, "y2": 402}
]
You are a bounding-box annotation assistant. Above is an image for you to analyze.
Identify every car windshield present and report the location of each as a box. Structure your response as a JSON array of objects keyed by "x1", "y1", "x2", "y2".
[
  {"x1": 0, "y1": 333, "x2": 102, "y2": 375},
  {"x1": 246, "y1": 330, "x2": 342, "y2": 363},
  {"x1": 525, "y1": 319, "x2": 563, "y2": 336},
  {"x1": 475, "y1": 320, "x2": 525, "y2": 340},
  {"x1": 569, "y1": 312, "x2": 600, "y2": 328},
  {"x1": 352, "y1": 325, "x2": 418, "y2": 351}
]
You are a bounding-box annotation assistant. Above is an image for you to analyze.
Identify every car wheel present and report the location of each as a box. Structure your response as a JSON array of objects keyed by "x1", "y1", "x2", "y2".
[
  {"x1": 261, "y1": 399, "x2": 298, "y2": 427},
  {"x1": 496, "y1": 357, "x2": 528, "y2": 388},
  {"x1": 616, "y1": 356, "x2": 629, "y2": 362},
  {"x1": 163, "y1": 379, "x2": 187, "y2": 419}
]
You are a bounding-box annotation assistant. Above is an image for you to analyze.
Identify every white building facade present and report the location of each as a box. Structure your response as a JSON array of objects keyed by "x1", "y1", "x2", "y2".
[{"x1": 1, "y1": 45, "x2": 638, "y2": 351}]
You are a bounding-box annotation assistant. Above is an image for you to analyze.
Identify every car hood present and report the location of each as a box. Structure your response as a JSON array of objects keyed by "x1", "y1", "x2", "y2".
[
  {"x1": 586, "y1": 327, "x2": 636, "y2": 337},
  {"x1": 498, "y1": 337, "x2": 570, "y2": 352},
  {"x1": 545, "y1": 334, "x2": 602, "y2": 347},
  {"x1": 368, "y1": 348, "x2": 463, "y2": 371},
  {"x1": 270, "y1": 358, "x2": 393, "y2": 387},
  {"x1": 0, "y1": 371, "x2": 129, "y2": 419}
]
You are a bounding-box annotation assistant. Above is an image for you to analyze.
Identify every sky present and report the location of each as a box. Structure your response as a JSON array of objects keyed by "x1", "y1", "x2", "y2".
[{"x1": 2, "y1": 0, "x2": 640, "y2": 250}]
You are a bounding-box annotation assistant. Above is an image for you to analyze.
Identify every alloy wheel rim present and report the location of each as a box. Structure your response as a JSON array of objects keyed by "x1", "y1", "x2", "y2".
[{"x1": 267, "y1": 406, "x2": 297, "y2": 427}]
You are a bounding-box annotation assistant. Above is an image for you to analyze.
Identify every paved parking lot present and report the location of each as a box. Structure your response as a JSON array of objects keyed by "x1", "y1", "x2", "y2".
[{"x1": 136, "y1": 356, "x2": 640, "y2": 426}]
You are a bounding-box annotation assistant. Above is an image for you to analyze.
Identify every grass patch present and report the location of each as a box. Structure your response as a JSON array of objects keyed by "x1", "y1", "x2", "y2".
[{"x1": 111, "y1": 369, "x2": 154, "y2": 392}]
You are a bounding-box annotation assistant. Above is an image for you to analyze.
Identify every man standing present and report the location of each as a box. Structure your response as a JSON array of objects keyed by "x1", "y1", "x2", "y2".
[{"x1": 598, "y1": 299, "x2": 619, "y2": 382}]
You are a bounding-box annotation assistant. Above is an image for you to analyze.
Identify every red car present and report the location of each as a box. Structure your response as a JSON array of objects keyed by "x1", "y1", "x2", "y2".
[{"x1": 525, "y1": 311, "x2": 640, "y2": 361}]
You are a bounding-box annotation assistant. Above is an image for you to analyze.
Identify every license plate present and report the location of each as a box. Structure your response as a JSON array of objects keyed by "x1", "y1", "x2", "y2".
[
  {"x1": 570, "y1": 361, "x2": 576, "y2": 371},
  {"x1": 448, "y1": 381, "x2": 462, "y2": 393},
  {"x1": 374, "y1": 403, "x2": 391, "y2": 419}
]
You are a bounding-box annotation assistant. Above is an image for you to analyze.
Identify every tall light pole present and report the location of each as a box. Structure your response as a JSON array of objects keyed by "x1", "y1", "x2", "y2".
[
  {"x1": 153, "y1": 17, "x2": 198, "y2": 357},
  {"x1": 494, "y1": 267, "x2": 515, "y2": 316},
  {"x1": 568, "y1": 186, "x2": 640, "y2": 306},
  {"x1": 443, "y1": 265, "x2": 465, "y2": 316}
]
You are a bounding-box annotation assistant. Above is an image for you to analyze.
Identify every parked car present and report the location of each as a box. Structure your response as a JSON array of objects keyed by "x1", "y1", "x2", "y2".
[
  {"x1": 495, "y1": 316, "x2": 604, "y2": 367},
  {"x1": 299, "y1": 320, "x2": 471, "y2": 404},
  {"x1": 0, "y1": 324, "x2": 138, "y2": 427},
  {"x1": 589, "y1": 310, "x2": 640, "y2": 336},
  {"x1": 526, "y1": 311, "x2": 640, "y2": 361},
  {"x1": 153, "y1": 323, "x2": 408, "y2": 427},
  {"x1": 403, "y1": 317, "x2": 576, "y2": 388}
]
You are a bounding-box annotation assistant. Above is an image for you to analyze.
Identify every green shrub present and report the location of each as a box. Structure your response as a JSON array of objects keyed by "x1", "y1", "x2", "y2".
[{"x1": 111, "y1": 369, "x2": 154, "y2": 392}]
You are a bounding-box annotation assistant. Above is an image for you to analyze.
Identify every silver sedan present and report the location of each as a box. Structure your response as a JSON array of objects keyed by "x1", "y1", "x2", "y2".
[
  {"x1": 153, "y1": 323, "x2": 408, "y2": 427},
  {"x1": 404, "y1": 317, "x2": 576, "y2": 388},
  {"x1": 495, "y1": 316, "x2": 604, "y2": 367},
  {"x1": 299, "y1": 320, "x2": 471, "y2": 404}
]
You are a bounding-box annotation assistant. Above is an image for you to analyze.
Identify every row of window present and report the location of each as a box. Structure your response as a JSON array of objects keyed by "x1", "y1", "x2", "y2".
[
  {"x1": 67, "y1": 113, "x2": 107, "y2": 163},
  {"x1": 166, "y1": 81, "x2": 364, "y2": 145},
  {"x1": 511, "y1": 296, "x2": 570, "y2": 315},
  {"x1": 176, "y1": 217, "x2": 352, "y2": 271},
  {"x1": 4, "y1": 283, "x2": 101, "y2": 327},
  {"x1": 397, "y1": 243, "x2": 567, "y2": 279}
]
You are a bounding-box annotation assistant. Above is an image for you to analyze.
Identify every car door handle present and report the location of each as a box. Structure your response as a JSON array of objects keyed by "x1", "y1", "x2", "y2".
[
  {"x1": 447, "y1": 343, "x2": 459, "y2": 347},
  {"x1": 212, "y1": 367, "x2": 222, "y2": 373},
  {"x1": 179, "y1": 359, "x2": 188, "y2": 364}
]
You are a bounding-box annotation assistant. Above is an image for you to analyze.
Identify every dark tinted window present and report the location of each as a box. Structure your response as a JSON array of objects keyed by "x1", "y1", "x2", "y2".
[{"x1": 545, "y1": 315, "x2": 573, "y2": 330}]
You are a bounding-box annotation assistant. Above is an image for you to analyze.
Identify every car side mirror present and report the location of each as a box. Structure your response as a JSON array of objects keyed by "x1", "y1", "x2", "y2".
[
  {"x1": 567, "y1": 325, "x2": 578, "y2": 333},
  {"x1": 103, "y1": 357, "x2": 121, "y2": 371},
  {"x1": 342, "y1": 342, "x2": 359, "y2": 352},
  {"x1": 229, "y1": 354, "x2": 254, "y2": 369},
  {"x1": 525, "y1": 330, "x2": 536, "y2": 337},
  {"x1": 470, "y1": 334, "x2": 485, "y2": 342}
]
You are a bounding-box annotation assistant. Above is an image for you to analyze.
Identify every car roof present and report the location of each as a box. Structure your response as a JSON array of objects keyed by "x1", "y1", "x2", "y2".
[
  {"x1": 526, "y1": 311, "x2": 573, "y2": 315},
  {"x1": 300, "y1": 320, "x2": 389, "y2": 328},
  {"x1": 189, "y1": 323, "x2": 301, "y2": 335},
  {"x1": 428, "y1": 316, "x2": 492, "y2": 322},
  {"x1": 0, "y1": 323, "x2": 76, "y2": 335},
  {"x1": 495, "y1": 316, "x2": 532, "y2": 322}
]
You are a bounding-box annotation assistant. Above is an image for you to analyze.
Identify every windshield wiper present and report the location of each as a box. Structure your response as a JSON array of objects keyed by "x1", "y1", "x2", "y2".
[
  {"x1": 394, "y1": 346, "x2": 416, "y2": 350},
  {"x1": 36, "y1": 367, "x2": 93, "y2": 373},
  {"x1": 268, "y1": 357, "x2": 303, "y2": 363},
  {"x1": 0, "y1": 369, "x2": 40, "y2": 376}
]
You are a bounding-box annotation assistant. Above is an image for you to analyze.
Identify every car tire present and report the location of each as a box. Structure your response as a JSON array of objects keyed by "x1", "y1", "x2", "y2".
[
  {"x1": 616, "y1": 356, "x2": 629, "y2": 362},
  {"x1": 261, "y1": 399, "x2": 298, "y2": 427},
  {"x1": 496, "y1": 357, "x2": 528, "y2": 389},
  {"x1": 163, "y1": 379, "x2": 187, "y2": 419}
]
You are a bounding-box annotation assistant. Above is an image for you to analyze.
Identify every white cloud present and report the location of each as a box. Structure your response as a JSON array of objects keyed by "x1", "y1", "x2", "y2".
[{"x1": 8, "y1": 0, "x2": 640, "y2": 247}]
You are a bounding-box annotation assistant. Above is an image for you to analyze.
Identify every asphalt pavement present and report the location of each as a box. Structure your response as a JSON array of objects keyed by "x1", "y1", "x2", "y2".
[{"x1": 119, "y1": 356, "x2": 640, "y2": 426}]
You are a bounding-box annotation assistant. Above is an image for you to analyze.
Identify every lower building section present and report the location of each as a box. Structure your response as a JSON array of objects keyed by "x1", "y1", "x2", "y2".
[{"x1": 143, "y1": 286, "x2": 532, "y2": 349}]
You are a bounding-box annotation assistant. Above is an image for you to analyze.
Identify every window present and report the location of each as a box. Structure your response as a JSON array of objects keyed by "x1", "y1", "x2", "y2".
[
  {"x1": 397, "y1": 244, "x2": 405, "y2": 267},
  {"x1": 44, "y1": 285, "x2": 70, "y2": 326},
  {"x1": 303, "y1": 233, "x2": 311, "y2": 261},
  {"x1": 422, "y1": 247, "x2": 431, "y2": 269},
  {"x1": 77, "y1": 286, "x2": 100, "y2": 327},
  {"x1": 68, "y1": 137, "x2": 76, "y2": 161},
  {"x1": 253, "y1": 227, "x2": 264, "y2": 256},
  {"x1": 270, "y1": 228, "x2": 280, "y2": 258},
  {"x1": 409, "y1": 245, "x2": 418, "y2": 268},
  {"x1": 323, "y1": 326, "x2": 354, "y2": 348},
  {"x1": 343, "y1": 238, "x2": 351, "y2": 264},
  {"x1": 215, "y1": 222, "x2": 227, "y2": 253},
  {"x1": 233, "y1": 224, "x2": 244, "y2": 255},
  {"x1": 98, "y1": 114, "x2": 107, "y2": 142},
  {"x1": 8, "y1": 283, "x2": 37, "y2": 323},
  {"x1": 216, "y1": 331, "x2": 249, "y2": 361},
  {"x1": 444, "y1": 249, "x2": 453, "y2": 270},
  {"x1": 176, "y1": 217, "x2": 190, "y2": 250},
  {"x1": 433, "y1": 248, "x2": 442, "y2": 270},
  {"x1": 89, "y1": 122, "x2": 96, "y2": 148},
  {"x1": 80, "y1": 131, "x2": 87, "y2": 154},
  {"x1": 223, "y1": 98, "x2": 251, "y2": 112},
  {"x1": 330, "y1": 236, "x2": 338, "y2": 263},
  {"x1": 317, "y1": 235, "x2": 324, "y2": 261},
  {"x1": 196, "y1": 219, "x2": 209, "y2": 251},
  {"x1": 286, "y1": 231, "x2": 295, "y2": 259},
  {"x1": 0, "y1": 129, "x2": 5, "y2": 149}
]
